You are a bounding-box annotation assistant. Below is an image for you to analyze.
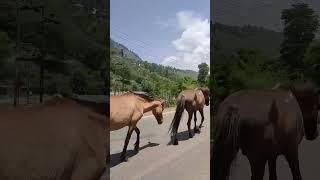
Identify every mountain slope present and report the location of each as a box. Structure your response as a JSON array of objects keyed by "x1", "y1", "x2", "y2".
[
  {"x1": 110, "y1": 38, "x2": 198, "y2": 79},
  {"x1": 110, "y1": 39, "x2": 142, "y2": 61},
  {"x1": 110, "y1": 39, "x2": 199, "y2": 104},
  {"x1": 214, "y1": 23, "x2": 283, "y2": 63},
  {"x1": 214, "y1": 0, "x2": 320, "y2": 31}
]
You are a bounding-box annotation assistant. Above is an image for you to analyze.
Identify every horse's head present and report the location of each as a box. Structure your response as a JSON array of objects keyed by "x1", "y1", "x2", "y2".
[
  {"x1": 152, "y1": 100, "x2": 165, "y2": 125},
  {"x1": 200, "y1": 87, "x2": 210, "y2": 106},
  {"x1": 291, "y1": 82, "x2": 319, "y2": 141}
]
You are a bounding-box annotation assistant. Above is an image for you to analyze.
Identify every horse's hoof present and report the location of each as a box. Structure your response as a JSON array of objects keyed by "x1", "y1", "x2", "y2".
[
  {"x1": 134, "y1": 146, "x2": 139, "y2": 152},
  {"x1": 195, "y1": 129, "x2": 200, "y2": 133},
  {"x1": 173, "y1": 140, "x2": 179, "y2": 145},
  {"x1": 120, "y1": 156, "x2": 128, "y2": 162},
  {"x1": 189, "y1": 134, "x2": 193, "y2": 138}
]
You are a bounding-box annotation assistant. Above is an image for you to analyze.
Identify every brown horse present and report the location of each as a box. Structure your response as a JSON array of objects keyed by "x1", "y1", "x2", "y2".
[
  {"x1": 212, "y1": 82, "x2": 320, "y2": 180},
  {"x1": 110, "y1": 92, "x2": 165, "y2": 161},
  {"x1": 169, "y1": 87, "x2": 210, "y2": 145},
  {"x1": 0, "y1": 95, "x2": 107, "y2": 180}
]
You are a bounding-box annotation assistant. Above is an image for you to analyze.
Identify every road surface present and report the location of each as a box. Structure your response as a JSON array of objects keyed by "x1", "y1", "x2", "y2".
[
  {"x1": 229, "y1": 126, "x2": 320, "y2": 180},
  {"x1": 109, "y1": 106, "x2": 210, "y2": 180}
]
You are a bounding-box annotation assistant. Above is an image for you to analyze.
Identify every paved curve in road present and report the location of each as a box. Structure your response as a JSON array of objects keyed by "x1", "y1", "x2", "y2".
[{"x1": 109, "y1": 106, "x2": 210, "y2": 180}]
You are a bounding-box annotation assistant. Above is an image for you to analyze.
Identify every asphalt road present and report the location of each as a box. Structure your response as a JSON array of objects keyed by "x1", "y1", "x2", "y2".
[
  {"x1": 229, "y1": 126, "x2": 320, "y2": 180},
  {"x1": 109, "y1": 106, "x2": 210, "y2": 180}
]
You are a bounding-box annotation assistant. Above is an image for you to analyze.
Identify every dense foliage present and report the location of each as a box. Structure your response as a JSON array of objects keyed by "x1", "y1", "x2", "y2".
[
  {"x1": 110, "y1": 43, "x2": 202, "y2": 106},
  {"x1": 0, "y1": 0, "x2": 108, "y2": 100},
  {"x1": 198, "y1": 63, "x2": 209, "y2": 87},
  {"x1": 212, "y1": 3, "x2": 319, "y2": 112},
  {"x1": 280, "y1": 3, "x2": 319, "y2": 77}
]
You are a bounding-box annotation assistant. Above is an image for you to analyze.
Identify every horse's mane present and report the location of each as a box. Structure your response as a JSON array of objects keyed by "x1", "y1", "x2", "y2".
[
  {"x1": 196, "y1": 87, "x2": 209, "y2": 92},
  {"x1": 44, "y1": 94, "x2": 74, "y2": 105},
  {"x1": 273, "y1": 81, "x2": 317, "y2": 93},
  {"x1": 43, "y1": 94, "x2": 109, "y2": 116},
  {"x1": 126, "y1": 91, "x2": 155, "y2": 102}
]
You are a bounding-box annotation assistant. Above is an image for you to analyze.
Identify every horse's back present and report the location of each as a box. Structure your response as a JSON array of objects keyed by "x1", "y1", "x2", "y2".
[
  {"x1": 179, "y1": 89, "x2": 205, "y2": 108},
  {"x1": 219, "y1": 90, "x2": 300, "y2": 119}
]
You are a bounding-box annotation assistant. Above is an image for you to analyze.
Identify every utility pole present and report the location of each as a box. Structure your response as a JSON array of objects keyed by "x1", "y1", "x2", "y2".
[
  {"x1": 120, "y1": 49, "x2": 124, "y2": 57},
  {"x1": 39, "y1": 6, "x2": 45, "y2": 103},
  {"x1": 14, "y1": 0, "x2": 21, "y2": 107},
  {"x1": 12, "y1": 2, "x2": 59, "y2": 104},
  {"x1": 36, "y1": 6, "x2": 59, "y2": 103}
]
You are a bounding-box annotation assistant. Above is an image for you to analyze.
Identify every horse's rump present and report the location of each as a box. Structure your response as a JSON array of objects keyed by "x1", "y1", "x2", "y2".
[{"x1": 213, "y1": 83, "x2": 320, "y2": 180}]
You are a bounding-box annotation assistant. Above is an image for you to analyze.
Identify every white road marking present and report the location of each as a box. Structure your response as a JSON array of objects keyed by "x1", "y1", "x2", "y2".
[{"x1": 141, "y1": 111, "x2": 175, "y2": 119}]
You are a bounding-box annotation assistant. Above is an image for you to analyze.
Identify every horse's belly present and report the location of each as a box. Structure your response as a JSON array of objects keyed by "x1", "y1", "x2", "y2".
[
  {"x1": 110, "y1": 115, "x2": 130, "y2": 131},
  {"x1": 240, "y1": 123, "x2": 282, "y2": 156}
]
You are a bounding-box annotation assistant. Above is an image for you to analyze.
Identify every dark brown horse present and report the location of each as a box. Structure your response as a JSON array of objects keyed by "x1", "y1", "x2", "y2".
[
  {"x1": 0, "y1": 94, "x2": 107, "y2": 180},
  {"x1": 212, "y1": 82, "x2": 320, "y2": 180},
  {"x1": 169, "y1": 87, "x2": 210, "y2": 145}
]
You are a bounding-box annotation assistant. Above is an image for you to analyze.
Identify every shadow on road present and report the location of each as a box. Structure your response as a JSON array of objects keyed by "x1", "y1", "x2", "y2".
[
  {"x1": 167, "y1": 126, "x2": 202, "y2": 145},
  {"x1": 110, "y1": 142, "x2": 160, "y2": 168}
]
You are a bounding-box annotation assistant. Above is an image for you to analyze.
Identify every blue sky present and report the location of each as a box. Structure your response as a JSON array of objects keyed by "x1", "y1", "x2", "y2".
[{"x1": 111, "y1": 0, "x2": 210, "y2": 71}]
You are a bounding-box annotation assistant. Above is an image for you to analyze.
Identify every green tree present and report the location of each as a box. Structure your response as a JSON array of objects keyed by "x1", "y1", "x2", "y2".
[
  {"x1": 280, "y1": 3, "x2": 319, "y2": 77},
  {"x1": 304, "y1": 41, "x2": 320, "y2": 84},
  {"x1": 198, "y1": 63, "x2": 209, "y2": 86}
]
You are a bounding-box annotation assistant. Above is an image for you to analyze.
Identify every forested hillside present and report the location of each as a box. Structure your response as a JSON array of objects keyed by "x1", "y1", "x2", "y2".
[
  {"x1": 212, "y1": 3, "x2": 320, "y2": 109},
  {"x1": 214, "y1": 23, "x2": 283, "y2": 64},
  {"x1": 110, "y1": 38, "x2": 200, "y2": 105},
  {"x1": 0, "y1": 0, "x2": 108, "y2": 100}
]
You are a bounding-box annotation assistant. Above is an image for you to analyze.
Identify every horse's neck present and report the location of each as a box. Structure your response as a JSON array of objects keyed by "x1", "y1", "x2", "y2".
[{"x1": 141, "y1": 101, "x2": 157, "y2": 113}]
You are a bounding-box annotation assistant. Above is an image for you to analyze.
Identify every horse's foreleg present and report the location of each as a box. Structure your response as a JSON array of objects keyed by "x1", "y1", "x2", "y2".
[
  {"x1": 120, "y1": 126, "x2": 135, "y2": 162},
  {"x1": 134, "y1": 127, "x2": 140, "y2": 152},
  {"x1": 268, "y1": 157, "x2": 278, "y2": 180},
  {"x1": 194, "y1": 111, "x2": 200, "y2": 133},
  {"x1": 248, "y1": 156, "x2": 266, "y2": 180},
  {"x1": 199, "y1": 108, "x2": 205, "y2": 129},
  {"x1": 284, "y1": 149, "x2": 302, "y2": 180},
  {"x1": 187, "y1": 112, "x2": 193, "y2": 138}
]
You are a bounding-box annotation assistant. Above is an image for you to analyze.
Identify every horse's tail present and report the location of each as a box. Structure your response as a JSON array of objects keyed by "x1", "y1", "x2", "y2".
[
  {"x1": 169, "y1": 95, "x2": 186, "y2": 135},
  {"x1": 212, "y1": 105, "x2": 240, "y2": 180}
]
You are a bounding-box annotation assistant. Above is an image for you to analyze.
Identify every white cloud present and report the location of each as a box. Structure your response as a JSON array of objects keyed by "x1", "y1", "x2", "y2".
[
  {"x1": 153, "y1": 16, "x2": 177, "y2": 30},
  {"x1": 161, "y1": 11, "x2": 210, "y2": 71}
]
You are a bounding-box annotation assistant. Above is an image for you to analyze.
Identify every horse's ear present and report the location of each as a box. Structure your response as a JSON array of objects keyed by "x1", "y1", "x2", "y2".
[{"x1": 160, "y1": 99, "x2": 166, "y2": 108}]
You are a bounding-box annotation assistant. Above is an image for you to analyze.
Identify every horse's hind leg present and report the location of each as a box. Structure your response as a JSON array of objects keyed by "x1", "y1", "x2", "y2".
[
  {"x1": 284, "y1": 149, "x2": 302, "y2": 180},
  {"x1": 268, "y1": 157, "x2": 278, "y2": 180},
  {"x1": 134, "y1": 127, "x2": 140, "y2": 152},
  {"x1": 199, "y1": 108, "x2": 205, "y2": 129},
  {"x1": 248, "y1": 156, "x2": 266, "y2": 180},
  {"x1": 120, "y1": 126, "x2": 135, "y2": 162},
  {"x1": 187, "y1": 111, "x2": 193, "y2": 138},
  {"x1": 194, "y1": 111, "x2": 200, "y2": 133}
]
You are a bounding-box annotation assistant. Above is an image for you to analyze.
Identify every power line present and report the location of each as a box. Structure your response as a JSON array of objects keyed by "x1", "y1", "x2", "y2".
[
  {"x1": 111, "y1": 24, "x2": 153, "y2": 46},
  {"x1": 111, "y1": 33, "x2": 180, "y2": 64},
  {"x1": 110, "y1": 27, "x2": 174, "y2": 62},
  {"x1": 111, "y1": 28, "x2": 150, "y2": 49},
  {"x1": 111, "y1": 32, "x2": 151, "y2": 51},
  {"x1": 110, "y1": 24, "x2": 209, "y2": 66},
  {"x1": 111, "y1": 33, "x2": 162, "y2": 61}
]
